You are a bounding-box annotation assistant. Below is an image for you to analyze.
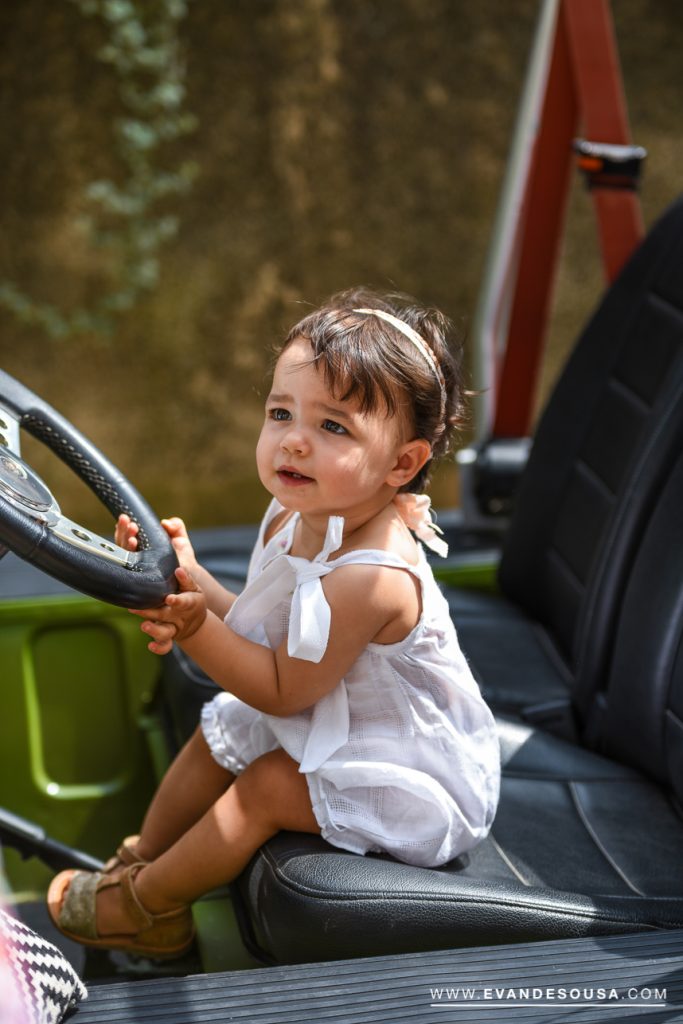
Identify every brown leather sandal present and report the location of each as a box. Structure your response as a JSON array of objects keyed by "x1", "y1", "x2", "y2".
[
  {"x1": 47, "y1": 864, "x2": 195, "y2": 959},
  {"x1": 102, "y1": 835, "x2": 146, "y2": 875}
]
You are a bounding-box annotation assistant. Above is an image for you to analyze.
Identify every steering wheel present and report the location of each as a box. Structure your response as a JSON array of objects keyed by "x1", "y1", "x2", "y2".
[{"x1": 0, "y1": 369, "x2": 178, "y2": 609}]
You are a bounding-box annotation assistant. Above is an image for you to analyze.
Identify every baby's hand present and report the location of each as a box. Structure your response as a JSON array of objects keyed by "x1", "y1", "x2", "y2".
[
  {"x1": 161, "y1": 517, "x2": 198, "y2": 573},
  {"x1": 115, "y1": 513, "x2": 140, "y2": 551},
  {"x1": 130, "y1": 567, "x2": 207, "y2": 656}
]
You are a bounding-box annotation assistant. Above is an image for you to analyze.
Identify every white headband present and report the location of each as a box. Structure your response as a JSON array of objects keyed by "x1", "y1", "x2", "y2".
[{"x1": 353, "y1": 308, "x2": 446, "y2": 407}]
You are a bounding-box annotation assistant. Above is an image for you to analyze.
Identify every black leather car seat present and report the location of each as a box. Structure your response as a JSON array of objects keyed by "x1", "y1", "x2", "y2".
[{"x1": 453, "y1": 193, "x2": 683, "y2": 737}]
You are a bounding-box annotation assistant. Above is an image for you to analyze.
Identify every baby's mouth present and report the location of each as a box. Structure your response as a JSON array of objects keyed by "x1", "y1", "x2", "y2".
[{"x1": 277, "y1": 467, "x2": 314, "y2": 483}]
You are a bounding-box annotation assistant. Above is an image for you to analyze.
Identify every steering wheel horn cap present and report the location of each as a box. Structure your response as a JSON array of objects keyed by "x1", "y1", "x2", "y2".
[{"x1": 0, "y1": 450, "x2": 58, "y2": 519}]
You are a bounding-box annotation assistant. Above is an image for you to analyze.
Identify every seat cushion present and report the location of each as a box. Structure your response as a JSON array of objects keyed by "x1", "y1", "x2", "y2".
[
  {"x1": 232, "y1": 722, "x2": 683, "y2": 964},
  {"x1": 446, "y1": 587, "x2": 576, "y2": 736}
]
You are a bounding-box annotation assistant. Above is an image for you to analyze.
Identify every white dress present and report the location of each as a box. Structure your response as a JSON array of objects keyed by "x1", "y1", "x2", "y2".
[{"x1": 201, "y1": 498, "x2": 500, "y2": 868}]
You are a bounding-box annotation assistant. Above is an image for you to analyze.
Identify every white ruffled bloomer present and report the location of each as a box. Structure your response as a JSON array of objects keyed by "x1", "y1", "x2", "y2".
[{"x1": 201, "y1": 498, "x2": 500, "y2": 868}]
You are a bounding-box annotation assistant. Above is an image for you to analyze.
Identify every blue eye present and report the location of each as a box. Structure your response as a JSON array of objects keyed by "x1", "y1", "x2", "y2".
[
  {"x1": 269, "y1": 408, "x2": 290, "y2": 421},
  {"x1": 322, "y1": 419, "x2": 347, "y2": 435}
]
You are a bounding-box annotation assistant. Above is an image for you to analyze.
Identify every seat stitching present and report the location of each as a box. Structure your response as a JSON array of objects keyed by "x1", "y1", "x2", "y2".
[
  {"x1": 529, "y1": 624, "x2": 575, "y2": 684},
  {"x1": 575, "y1": 457, "x2": 618, "y2": 501},
  {"x1": 545, "y1": 545, "x2": 584, "y2": 591},
  {"x1": 568, "y1": 781, "x2": 645, "y2": 896},
  {"x1": 487, "y1": 833, "x2": 531, "y2": 886},
  {"x1": 650, "y1": 287, "x2": 683, "y2": 324},
  {"x1": 607, "y1": 374, "x2": 651, "y2": 414}
]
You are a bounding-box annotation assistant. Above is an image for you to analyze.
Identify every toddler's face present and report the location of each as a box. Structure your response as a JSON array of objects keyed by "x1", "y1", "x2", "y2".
[{"x1": 256, "y1": 337, "x2": 407, "y2": 520}]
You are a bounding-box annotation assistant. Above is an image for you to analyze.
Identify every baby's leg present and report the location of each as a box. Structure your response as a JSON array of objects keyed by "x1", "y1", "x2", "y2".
[
  {"x1": 92, "y1": 748, "x2": 317, "y2": 938},
  {"x1": 135, "y1": 725, "x2": 234, "y2": 862},
  {"x1": 135, "y1": 748, "x2": 318, "y2": 913}
]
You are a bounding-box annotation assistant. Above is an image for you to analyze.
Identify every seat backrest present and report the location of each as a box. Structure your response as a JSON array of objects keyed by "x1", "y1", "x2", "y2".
[
  {"x1": 595, "y1": 443, "x2": 683, "y2": 799},
  {"x1": 498, "y1": 194, "x2": 683, "y2": 723}
]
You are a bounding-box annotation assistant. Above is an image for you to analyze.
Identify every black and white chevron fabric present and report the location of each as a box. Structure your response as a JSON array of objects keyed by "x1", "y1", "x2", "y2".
[{"x1": 0, "y1": 909, "x2": 87, "y2": 1023}]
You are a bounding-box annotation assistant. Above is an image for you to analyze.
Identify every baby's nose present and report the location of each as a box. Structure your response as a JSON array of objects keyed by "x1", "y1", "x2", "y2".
[{"x1": 281, "y1": 427, "x2": 309, "y2": 454}]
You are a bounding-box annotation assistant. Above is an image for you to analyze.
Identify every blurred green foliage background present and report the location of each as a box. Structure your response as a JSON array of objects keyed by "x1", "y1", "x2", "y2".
[{"x1": 0, "y1": 0, "x2": 680, "y2": 533}]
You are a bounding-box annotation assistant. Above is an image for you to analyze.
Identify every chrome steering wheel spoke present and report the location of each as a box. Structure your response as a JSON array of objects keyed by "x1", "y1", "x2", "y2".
[
  {"x1": 50, "y1": 514, "x2": 133, "y2": 569},
  {"x1": 0, "y1": 404, "x2": 22, "y2": 457}
]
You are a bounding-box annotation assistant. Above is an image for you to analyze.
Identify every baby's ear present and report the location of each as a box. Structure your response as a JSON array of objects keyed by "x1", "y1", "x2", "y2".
[{"x1": 387, "y1": 439, "x2": 432, "y2": 488}]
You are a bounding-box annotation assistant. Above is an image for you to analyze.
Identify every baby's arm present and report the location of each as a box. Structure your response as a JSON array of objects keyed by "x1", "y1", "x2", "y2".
[
  {"x1": 116, "y1": 514, "x2": 237, "y2": 620},
  {"x1": 130, "y1": 562, "x2": 418, "y2": 715}
]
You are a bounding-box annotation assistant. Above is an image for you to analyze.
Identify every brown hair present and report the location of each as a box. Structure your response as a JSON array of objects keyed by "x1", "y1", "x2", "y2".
[{"x1": 279, "y1": 287, "x2": 467, "y2": 493}]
